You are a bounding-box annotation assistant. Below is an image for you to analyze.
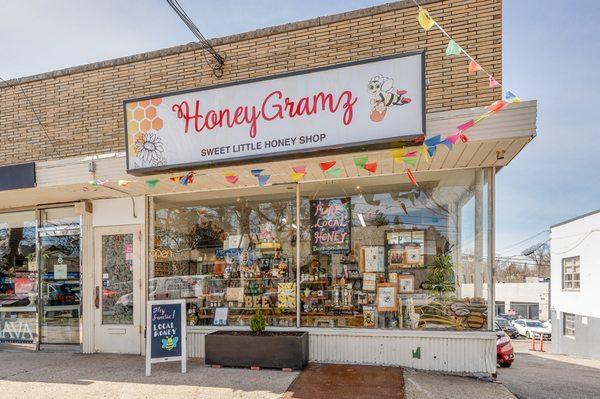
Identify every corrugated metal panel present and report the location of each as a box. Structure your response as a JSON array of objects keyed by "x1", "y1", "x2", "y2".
[{"x1": 187, "y1": 328, "x2": 496, "y2": 374}]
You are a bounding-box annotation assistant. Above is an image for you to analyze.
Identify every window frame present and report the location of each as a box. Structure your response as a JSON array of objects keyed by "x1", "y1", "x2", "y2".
[
  {"x1": 563, "y1": 313, "x2": 575, "y2": 337},
  {"x1": 561, "y1": 256, "x2": 580, "y2": 291}
]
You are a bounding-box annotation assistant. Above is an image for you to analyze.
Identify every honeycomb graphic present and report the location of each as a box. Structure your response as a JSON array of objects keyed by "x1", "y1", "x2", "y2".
[{"x1": 126, "y1": 98, "x2": 163, "y2": 156}]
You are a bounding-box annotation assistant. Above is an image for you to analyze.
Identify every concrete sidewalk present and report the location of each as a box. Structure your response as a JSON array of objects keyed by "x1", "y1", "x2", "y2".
[
  {"x1": 0, "y1": 349, "x2": 517, "y2": 399},
  {"x1": 0, "y1": 350, "x2": 297, "y2": 399}
]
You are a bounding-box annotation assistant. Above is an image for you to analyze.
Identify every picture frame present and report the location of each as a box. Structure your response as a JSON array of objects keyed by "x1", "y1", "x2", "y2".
[
  {"x1": 388, "y1": 248, "x2": 404, "y2": 269},
  {"x1": 398, "y1": 274, "x2": 415, "y2": 293},
  {"x1": 363, "y1": 272, "x2": 377, "y2": 292},
  {"x1": 376, "y1": 283, "x2": 398, "y2": 312},
  {"x1": 363, "y1": 246, "x2": 385, "y2": 272},
  {"x1": 213, "y1": 307, "x2": 229, "y2": 326},
  {"x1": 363, "y1": 306, "x2": 377, "y2": 328}
]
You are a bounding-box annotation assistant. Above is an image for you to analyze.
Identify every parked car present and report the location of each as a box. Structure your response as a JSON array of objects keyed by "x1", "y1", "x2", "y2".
[
  {"x1": 495, "y1": 322, "x2": 515, "y2": 368},
  {"x1": 511, "y1": 319, "x2": 551, "y2": 340},
  {"x1": 496, "y1": 317, "x2": 519, "y2": 339}
]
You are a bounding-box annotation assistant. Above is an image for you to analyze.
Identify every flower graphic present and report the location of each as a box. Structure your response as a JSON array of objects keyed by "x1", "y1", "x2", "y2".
[{"x1": 136, "y1": 132, "x2": 165, "y2": 166}]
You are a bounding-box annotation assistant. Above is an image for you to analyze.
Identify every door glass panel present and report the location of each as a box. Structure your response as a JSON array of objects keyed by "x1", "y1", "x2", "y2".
[
  {"x1": 101, "y1": 234, "x2": 134, "y2": 325},
  {"x1": 0, "y1": 211, "x2": 38, "y2": 344},
  {"x1": 40, "y1": 220, "x2": 81, "y2": 345}
]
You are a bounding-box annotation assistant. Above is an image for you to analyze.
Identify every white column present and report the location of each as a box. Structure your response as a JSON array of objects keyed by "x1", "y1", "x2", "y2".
[
  {"x1": 79, "y1": 202, "x2": 95, "y2": 353},
  {"x1": 474, "y1": 169, "x2": 484, "y2": 298}
]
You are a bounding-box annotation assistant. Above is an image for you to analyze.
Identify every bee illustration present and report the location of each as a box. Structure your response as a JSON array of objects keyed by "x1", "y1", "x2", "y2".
[
  {"x1": 368, "y1": 75, "x2": 412, "y2": 122},
  {"x1": 161, "y1": 335, "x2": 179, "y2": 351},
  {"x1": 450, "y1": 301, "x2": 487, "y2": 329}
]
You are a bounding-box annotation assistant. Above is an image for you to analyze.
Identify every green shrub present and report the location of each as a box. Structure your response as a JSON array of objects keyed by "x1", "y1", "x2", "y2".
[{"x1": 250, "y1": 310, "x2": 266, "y2": 333}]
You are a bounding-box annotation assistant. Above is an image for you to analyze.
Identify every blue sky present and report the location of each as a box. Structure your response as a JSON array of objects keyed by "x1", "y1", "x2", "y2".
[{"x1": 1, "y1": 0, "x2": 598, "y2": 254}]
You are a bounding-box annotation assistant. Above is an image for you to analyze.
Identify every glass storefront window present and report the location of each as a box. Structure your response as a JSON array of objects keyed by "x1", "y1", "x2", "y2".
[
  {"x1": 0, "y1": 211, "x2": 38, "y2": 344},
  {"x1": 150, "y1": 168, "x2": 493, "y2": 331},
  {"x1": 151, "y1": 186, "x2": 298, "y2": 327},
  {"x1": 298, "y1": 168, "x2": 492, "y2": 330}
]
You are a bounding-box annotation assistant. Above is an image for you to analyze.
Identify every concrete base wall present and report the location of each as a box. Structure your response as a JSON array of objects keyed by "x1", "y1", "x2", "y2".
[{"x1": 552, "y1": 311, "x2": 600, "y2": 360}]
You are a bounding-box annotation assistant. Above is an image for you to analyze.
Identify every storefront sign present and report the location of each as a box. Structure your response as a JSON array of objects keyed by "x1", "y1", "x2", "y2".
[
  {"x1": 0, "y1": 162, "x2": 35, "y2": 191},
  {"x1": 145, "y1": 300, "x2": 186, "y2": 376},
  {"x1": 310, "y1": 198, "x2": 351, "y2": 254},
  {"x1": 124, "y1": 52, "x2": 425, "y2": 174}
]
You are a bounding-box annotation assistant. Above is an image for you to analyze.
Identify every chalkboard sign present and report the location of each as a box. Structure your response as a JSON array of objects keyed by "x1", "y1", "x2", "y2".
[
  {"x1": 310, "y1": 197, "x2": 351, "y2": 254},
  {"x1": 145, "y1": 300, "x2": 186, "y2": 376}
]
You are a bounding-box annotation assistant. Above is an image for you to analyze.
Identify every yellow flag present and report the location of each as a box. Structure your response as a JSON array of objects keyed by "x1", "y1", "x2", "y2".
[
  {"x1": 417, "y1": 145, "x2": 430, "y2": 163},
  {"x1": 418, "y1": 8, "x2": 435, "y2": 31},
  {"x1": 390, "y1": 148, "x2": 405, "y2": 159}
]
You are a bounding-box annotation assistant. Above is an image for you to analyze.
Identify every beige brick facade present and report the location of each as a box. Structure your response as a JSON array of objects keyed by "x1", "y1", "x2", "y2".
[{"x1": 0, "y1": 0, "x2": 501, "y2": 167}]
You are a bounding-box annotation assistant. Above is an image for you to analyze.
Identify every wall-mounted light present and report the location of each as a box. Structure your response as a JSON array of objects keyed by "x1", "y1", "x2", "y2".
[{"x1": 496, "y1": 150, "x2": 506, "y2": 160}]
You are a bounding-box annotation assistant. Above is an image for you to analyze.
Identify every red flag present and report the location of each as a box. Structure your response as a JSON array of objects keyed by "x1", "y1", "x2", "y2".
[
  {"x1": 406, "y1": 167, "x2": 418, "y2": 186},
  {"x1": 468, "y1": 59, "x2": 482, "y2": 74},
  {"x1": 319, "y1": 161, "x2": 336, "y2": 171},
  {"x1": 364, "y1": 162, "x2": 378, "y2": 173}
]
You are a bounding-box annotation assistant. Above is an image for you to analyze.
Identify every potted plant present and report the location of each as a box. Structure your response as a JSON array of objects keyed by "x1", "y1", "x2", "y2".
[{"x1": 204, "y1": 310, "x2": 308, "y2": 370}]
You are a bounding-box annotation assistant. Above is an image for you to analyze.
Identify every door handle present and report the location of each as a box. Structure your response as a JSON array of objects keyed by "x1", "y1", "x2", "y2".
[{"x1": 95, "y1": 286, "x2": 100, "y2": 309}]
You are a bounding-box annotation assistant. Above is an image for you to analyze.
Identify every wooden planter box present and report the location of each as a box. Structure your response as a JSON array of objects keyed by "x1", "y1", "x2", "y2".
[{"x1": 205, "y1": 331, "x2": 309, "y2": 370}]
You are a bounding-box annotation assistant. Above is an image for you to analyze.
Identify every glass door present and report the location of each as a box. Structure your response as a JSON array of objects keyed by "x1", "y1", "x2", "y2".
[{"x1": 38, "y1": 208, "x2": 81, "y2": 346}]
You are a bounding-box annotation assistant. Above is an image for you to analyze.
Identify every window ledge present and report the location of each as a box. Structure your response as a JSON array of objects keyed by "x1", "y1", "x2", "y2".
[{"x1": 187, "y1": 325, "x2": 496, "y2": 340}]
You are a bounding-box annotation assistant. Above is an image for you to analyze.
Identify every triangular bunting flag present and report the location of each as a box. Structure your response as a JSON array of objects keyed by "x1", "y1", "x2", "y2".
[
  {"x1": 390, "y1": 148, "x2": 405, "y2": 159},
  {"x1": 405, "y1": 168, "x2": 418, "y2": 186},
  {"x1": 427, "y1": 145, "x2": 437, "y2": 158},
  {"x1": 445, "y1": 133, "x2": 460, "y2": 145},
  {"x1": 326, "y1": 167, "x2": 341, "y2": 178},
  {"x1": 258, "y1": 174, "x2": 270, "y2": 187},
  {"x1": 319, "y1": 161, "x2": 336, "y2": 172},
  {"x1": 424, "y1": 135, "x2": 442, "y2": 147},
  {"x1": 403, "y1": 157, "x2": 418, "y2": 168},
  {"x1": 180, "y1": 172, "x2": 194, "y2": 185},
  {"x1": 354, "y1": 156, "x2": 368, "y2": 169},
  {"x1": 488, "y1": 100, "x2": 507, "y2": 113},
  {"x1": 250, "y1": 169, "x2": 264, "y2": 177},
  {"x1": 417, "y1": 8, "x2": 435, "y2": 31},
  {"x1": 468, "y1": 59, "x2": 482, "y2": 74},
  {"x1": 364, "y1": 162, "x2": 377, "y2": 173},
  {"x1": 225, "y1": 174, "x2": 239, "y2": 184},
  {"x1": 457, "y1": 119, "x2": 474, "y2": 133},
  {"x1": 445, "y1": 39, "x2": 462, "y2": 56},
  {"x1": 146, "y1": 179, "x2": 159, "y2": 189},
  {"x1": 488, "y1": 76, "x2": 500, "y2": 88},
  {"x1": 441, "y1": 139, "x2": 454, "y2": 150},
  {"x1": 404, "y1": 151, "x2": 418, "y2": 158},
  {"x1": 417, "y1": 145, "x2": 430, "y2": 163},
  {"x1": 292, "y1": 165, "x2": 306, "y2": 174},
  {"x1": 505, "y1": 90, "x2": 521, "y2": 103},
  {"x1": 118, "y1": 180, "x2": 133, "y2": 187},
  {"x1": 291, "y1": 172, "x2": 306, "y2": 182}
]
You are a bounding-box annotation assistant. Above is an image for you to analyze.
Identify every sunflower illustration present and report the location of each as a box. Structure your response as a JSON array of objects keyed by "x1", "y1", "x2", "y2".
[{"x1": 136, "y1": 132, "x2": 166, "y2": 166}]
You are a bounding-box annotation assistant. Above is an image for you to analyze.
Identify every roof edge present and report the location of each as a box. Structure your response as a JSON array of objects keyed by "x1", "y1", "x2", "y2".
[
  {"x1": 551, "y1": 209, "x2": 600, "y2": 229},
  {"x1": 1, "y1": 0, "x2": 439, "y2": 86}
]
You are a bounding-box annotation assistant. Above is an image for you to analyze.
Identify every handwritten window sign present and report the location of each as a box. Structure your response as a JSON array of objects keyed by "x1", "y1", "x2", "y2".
[
  {"x1": 310, "y1": 198, "x2": 351, "y2": 254},
  {"x1": 145, "y1": 300, "x2": 186, "y2": 376}
]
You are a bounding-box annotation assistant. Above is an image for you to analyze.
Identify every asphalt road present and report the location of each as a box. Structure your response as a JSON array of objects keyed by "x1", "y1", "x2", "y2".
[{"x1": 497, "y1": 341, "x2": 600, "y2": 399}]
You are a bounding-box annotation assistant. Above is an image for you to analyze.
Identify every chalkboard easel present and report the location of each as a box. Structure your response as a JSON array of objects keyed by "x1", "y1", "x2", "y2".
[{"x1": 146, "y1": 299, "x2": 187, "y2": 376}]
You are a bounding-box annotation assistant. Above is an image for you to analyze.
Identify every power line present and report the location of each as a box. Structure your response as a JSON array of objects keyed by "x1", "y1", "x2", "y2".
[
  {"x1": 551, "y1": 229, "x2": 599, "y2": 255},
  {"x1": 0, "y1": 76, "x2": 58, "y2": 153},
  {"x1": 166, "y1": 0, "x2": 224, "y2": 77},
  {"x1": 497, "y1": 229, "x2": 549, "y2": 253}
]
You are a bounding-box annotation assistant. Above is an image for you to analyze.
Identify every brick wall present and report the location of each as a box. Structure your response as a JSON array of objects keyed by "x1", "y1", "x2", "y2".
[{"x1": 0, "y1": 0, "x2": 501, "y2": 166}]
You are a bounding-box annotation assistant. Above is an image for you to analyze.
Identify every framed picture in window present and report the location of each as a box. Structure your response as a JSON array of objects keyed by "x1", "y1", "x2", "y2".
[
  {"x1": 398, "y1": 274, "x2": 415, "y2": 293},
  {"x1": 363, "y1": 306, "x2": 377, "y2": 328},
  {"x1": 376, "y1": 283, "x2": 398, "y2": 312},
  {"x1": 363, "y1": 246, "x2": 385, "y2": 272},
  {"x1": 213, "y1": 307, "x2": 228, "y2": 326},
  {"x1": 363, "y1": 272, "x2": 377, "y2": 292}
]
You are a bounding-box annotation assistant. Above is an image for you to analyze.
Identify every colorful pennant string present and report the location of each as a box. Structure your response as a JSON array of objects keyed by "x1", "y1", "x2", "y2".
[
  {"x1": 417, "y1": 7, "x2": 435, "y2": 31},
  {"x1": 417, "y1": 145, "x2": 430, "y2": 163},
  {"x1": 505, "y1": 90, "x2": 521, "y2": 103},
  {"x1": 250, "y1": 169, "x2": 264, "y2": 177},
  {"x1": 170, "y1": 172, "x2": 194, "y2": 185},
  {"x1": 445, "y1": 39, "x2": 462, "y2": 56},
  {"x1": 402, "y1": 156, "x2": 418, "y2": 168},
  {"x1": 319, "y1": 161, "x2": 336, "y2": 172},
  {"x1": 457, "y1": 119, "x2": 475, "y2": 133},
  {"x1": 224, "y1": 172, "x2": 239, "y2": 184},
  {"x1": 489, "y1": 100, "x2": 507, "y2": 113},
  {"x1": 146, "y1": 179, "x2": 159, "y2": 189}
]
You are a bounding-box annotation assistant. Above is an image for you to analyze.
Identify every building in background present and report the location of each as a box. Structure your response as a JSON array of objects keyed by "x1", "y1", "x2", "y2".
[
  {"x1": 550, "y1": 210, "x2": 600, "y2": 359},
  {"x1": 0, "y1": 0, "x2": 536, "y2": 375}
]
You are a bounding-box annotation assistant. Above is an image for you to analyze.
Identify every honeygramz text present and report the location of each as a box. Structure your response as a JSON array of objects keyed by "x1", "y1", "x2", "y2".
[{"x1": 171, "y1": 90, "x2": 358, "y2": 138}]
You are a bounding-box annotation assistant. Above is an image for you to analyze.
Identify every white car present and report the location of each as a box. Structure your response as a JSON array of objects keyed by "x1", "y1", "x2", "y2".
[{"x1": 511, "y1": 319, "x2": 551, "y2": 340}]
